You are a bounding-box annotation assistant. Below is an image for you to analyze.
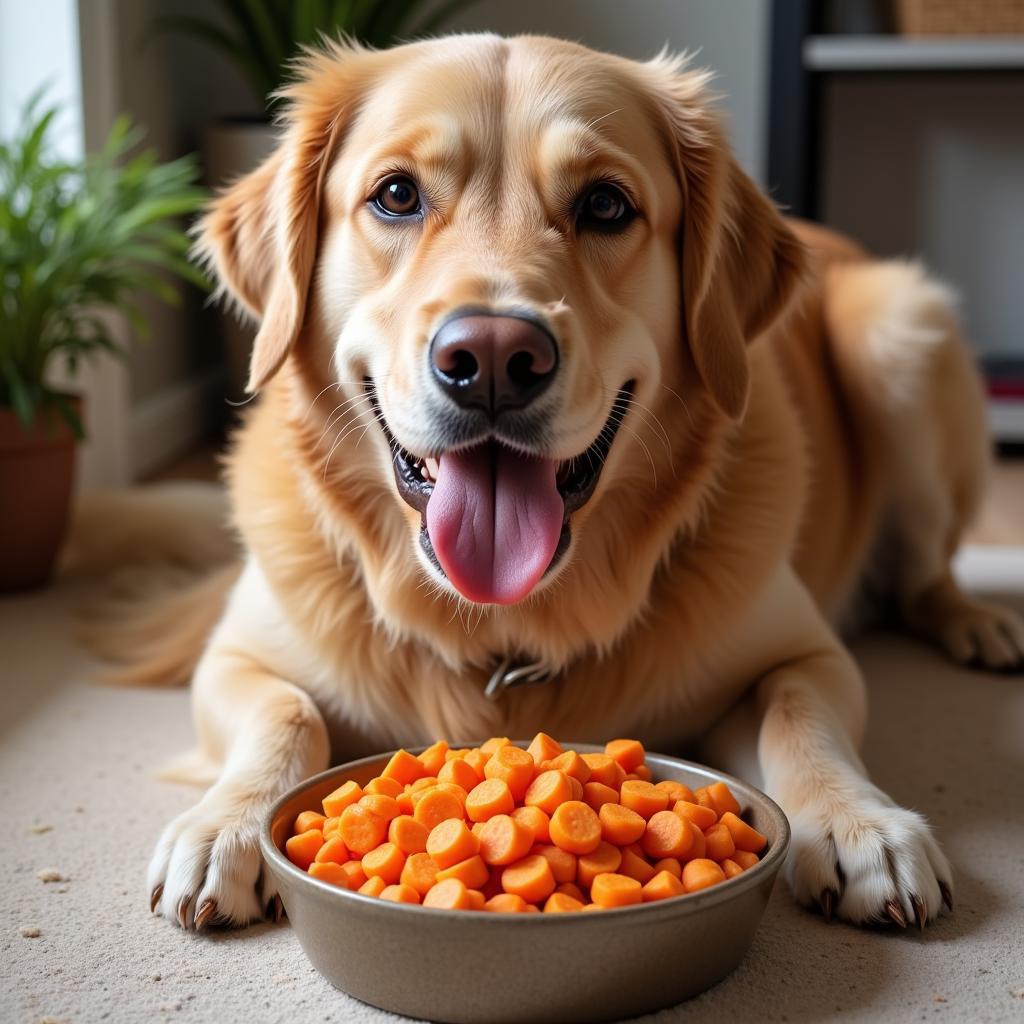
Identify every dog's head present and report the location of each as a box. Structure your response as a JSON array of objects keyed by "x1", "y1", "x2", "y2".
[{"x1": 200, "y1": 35, "x2": 803, "y2": 622}]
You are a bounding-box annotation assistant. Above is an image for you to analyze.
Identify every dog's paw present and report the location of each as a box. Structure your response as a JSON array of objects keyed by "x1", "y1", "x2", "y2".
[
  {"x1": 785, "y1": 786, "x2": 953, "y2": 929},
  {"x1": 934, "y1": 599, "x2": 1024, "y2": 672},
  {"x1": 148, "y1": 789, "x2": 281, "y2": 930}
]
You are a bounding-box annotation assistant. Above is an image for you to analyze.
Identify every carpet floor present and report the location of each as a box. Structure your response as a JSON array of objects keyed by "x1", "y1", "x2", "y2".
[{"x1": 3, "y1": 547, "x2": 1023, "y2": 1024}]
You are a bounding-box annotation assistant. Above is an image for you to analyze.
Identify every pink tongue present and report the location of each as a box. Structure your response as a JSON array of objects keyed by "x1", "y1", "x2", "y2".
[{"x1": 426, "y1": 445, "x2": 564, "y2": 604}]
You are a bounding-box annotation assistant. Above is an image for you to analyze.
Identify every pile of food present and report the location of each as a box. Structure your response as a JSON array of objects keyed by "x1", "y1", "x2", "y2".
[{"x1": 284, "y1": 735, "x2": 766, "y2": 912}]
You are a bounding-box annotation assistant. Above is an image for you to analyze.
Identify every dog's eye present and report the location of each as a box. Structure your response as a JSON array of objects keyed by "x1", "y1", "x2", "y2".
[
  {"x1": 577, "y1": 183, "x2": 635, "y2": 233},
  {"x1": 373, "y1": 175, "x2": 421, "y2": 217}
]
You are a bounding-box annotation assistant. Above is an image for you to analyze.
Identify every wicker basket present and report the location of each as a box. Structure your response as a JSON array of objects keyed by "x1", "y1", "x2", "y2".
[{"x1": 895, "y1": 0, "x2": 1024, "y2": 34}]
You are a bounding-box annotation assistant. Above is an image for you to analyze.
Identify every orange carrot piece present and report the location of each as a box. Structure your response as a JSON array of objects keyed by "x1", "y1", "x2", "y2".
[
  {"x1": 435, "y1": 854, "x2": 489, "y2": 889},
  {"x1": 540, "y1": 751, "x2": 592, "y2": 785},
  {"x1": 604, "y1": 739, "x2": 645, "y2": 772},
  {"x1": 478, "y1": 814, "x2": 535, "y2": 866},
  {"x1": 591, "y1": 872, "x2": 643, "y2": 908},
  {"x1": 339, "y1": 860, "x2": 367, "y2": 890},
  {"x1": 308, "y1": 861, "x2": 348, "y2": 887},
  {"x1": 654, "y1": 780, "x2": 695, "y2": 804},
  {"x1": 556, "y1": 881, "x2": 586, "y2": 902},
  {"x1": 464, "y1": 750, "x2": 488, "y2": 778},
  {"x1": 395, "y1": 792, "x2": 414, "y2": 816},
  {"x1": 598, "y1": 803, "x2": 647, "y2": 846},
  {"x1": 388, "y1": 814, "x2": 429, "y2": 855},
  {"x1": 322, "y1": 780, "x2": 362, "y2": 818},
  {"x1": 418, "y1": 740, "x2": 449, "y2": 776},
  {"x1": 361, "y1": 842, "x2": 406, "y2": 885},
  {"x1": 444, "y1": 747, "x2": 471, "y2": 761},
  {"x1": 652, "y1": 857, "x2": 682, "y2": 879},
  {"x1": 409, "y1": 776, "x2": 439, "y2": 794},
  {"x1": 577, "y1": 840, "x2": 623, "y2": 889},
  {"x1": 501, "y1": 854, "x2": 556, "y2": 903},
  {"x1": 426, "y1": 818, "x2": 481, "y2": 869},
  {"x1": 484, "y1": 745, "x2": 537, "y2": 802},
  {"x1": 673, "y1": 800, "x2": 718, "y2": 832},
  {"x1": 531, "y1": 844, "x2": 577, "y2": 884},
  {"x1": 544, "y1": 892, "x2": 585, "y2": 913},
  {"x1": 642, "y1": 870, "x2": 686, "y2": 902},
  {"x1": 313, "y1": 836, "x2": 349, "y2": 865},
  {"x1": 339, "y1": 805, "x2": 387, "y2": 856},
  {"x1": 681, "y1": 820, "x2": 706, "y2": 863},
  {"x1": 484, "y1": 892, "x2": 530, "y2": 913},
  {"x1": 434, "y1": 782, "x2": 469, "y2": 807},
  {"x1": 549, "y1": 800, "x2": 602, "y2": 855},
  {"x1": 705, "y1": 782, "x2": 742, "y2": 819},
  {"x1": 580, "y1": 753, "x2": 627, "y2": 790},
  {"x1": 438, "y1": 757, "x2": 482, "y2": 791},
  {"x1": 682, "y1": 858, "x2": 727, "y2": 893},
  {"x1": 480, "y1": 736, "x2": 511, "y2": 755},
  {"x1": 526, "y1": 732, "x2": 563, "y2": 765},
  {"x1": 721, "y1": 858, "x2": 744, "y2": 880},
  {"x1": 703, "y1": 823, "x2": 737, "y2": 862},
  {"x1": 322, "y1": 816, "x2": 341, "y2": 840},
  {"x1": 423, "y1": 877, "x2": 475, "y2": 909},
  {"x1": 364, "y1": 776, "x2": 404, "y2": 799},
  {"x1": 619, "y1": 780, "x2": 670, "y2": 819},
  {"x1": 465, "y1": 778, "x2": 515, "y2": 822},
  {"x1": 718, "y1": 812, "x2": 767, "y2": 854},
  {"x1": 583, "y1": 782, "x2": 620, "y2": 812},
  {"x1": 380, "y1": 883, "x2": 421, "y2": 904},
  {"x1": 511, "y1": 805, "x2": 551, "y2": 844},
  {"x1": 382, "y1": 749, "x2": 428, "y2": 786},
  {"x1": 412, "y1": 787, "x2": 465, "y2": 831},
  {"x1": 633, "y1": 764, "x2": 653, "y2": 782},
  {"x1": 399, "y1": 851, "x2": 439, "y2": 895},
  {"x1": 286, "y1": 829, "x2": 324, "y2": 870},
  {"x1": 693, "y1": 786, "x2": 715, "y2": 811},
  {"x1": 294, "y1": 810, "x2": 327, "y2": 834},
  {"x1": 642, "y1": 810, "x2": 694, "y2": 860},
  {"x1": 732, "y1": 850, "x2": 760, "y2": 870},
  {"x1": 358, "y1": 875, "x2": 387, "y2": 897},
  {"x1": 524, "y1": 770, "x2": 574, "y2": 814},
  {"x1": 357, "y1": 794, "x2": 401, "y2": 822},
  {"x1": 465, "y1": 889, "x2": 486, "y2": 911},
  {"x1": 618, "y1": 844, "x2": 657, "y2": 885}
]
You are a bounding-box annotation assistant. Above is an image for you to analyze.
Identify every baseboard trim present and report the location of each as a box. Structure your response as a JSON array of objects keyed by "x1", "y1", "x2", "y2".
[{"x1": 130, "y1": 371, "x2": 224, "y2": 480}]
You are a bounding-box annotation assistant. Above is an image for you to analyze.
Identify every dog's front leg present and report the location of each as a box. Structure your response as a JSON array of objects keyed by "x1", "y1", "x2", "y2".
[
  {"x1": 756, "y1": 643, "x2": 953, "y2": 927},
  {"x1": 149, "y1": 644, "x2": 329, "y2": 929}
]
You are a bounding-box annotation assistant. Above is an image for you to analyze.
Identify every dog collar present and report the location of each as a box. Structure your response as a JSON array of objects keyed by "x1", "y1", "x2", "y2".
[{"x1": 484, "y1": 655, "x2": 554, "y2": 700}]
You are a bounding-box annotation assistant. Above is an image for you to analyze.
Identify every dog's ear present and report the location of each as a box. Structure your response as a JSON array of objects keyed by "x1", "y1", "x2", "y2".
[
  {"x1": 646, "y1": 59, "x2": 806, "y2": 419},
  {"x1": 195, "y1": 42, "x2": 369, "y2": 393}
]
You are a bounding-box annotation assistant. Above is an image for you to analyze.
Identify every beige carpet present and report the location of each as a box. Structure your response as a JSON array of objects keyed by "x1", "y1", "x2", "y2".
[{"x1": 3, "y1": 547, "x2": 1023, "y2": 1024}]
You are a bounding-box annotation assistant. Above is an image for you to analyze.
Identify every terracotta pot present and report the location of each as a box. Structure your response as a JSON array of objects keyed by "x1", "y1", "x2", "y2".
[{"x1": 0, "y1": 398, "x2": 79, "y2": 592}]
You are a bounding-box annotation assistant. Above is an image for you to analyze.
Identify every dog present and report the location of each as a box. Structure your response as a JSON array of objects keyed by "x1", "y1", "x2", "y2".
[{"x1": 88, "y1": 34, "x2": 1023, "y2": 932}]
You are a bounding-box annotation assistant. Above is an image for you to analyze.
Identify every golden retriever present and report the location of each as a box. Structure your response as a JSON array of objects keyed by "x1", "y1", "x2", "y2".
[{"x1": 88, "y1": 34, "x2": 1024, "y2": 933}]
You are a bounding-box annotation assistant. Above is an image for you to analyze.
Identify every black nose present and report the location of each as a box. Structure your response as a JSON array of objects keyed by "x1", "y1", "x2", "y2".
[{"x1": 429, "y1": 312, "x2": 558, "y2": 414}]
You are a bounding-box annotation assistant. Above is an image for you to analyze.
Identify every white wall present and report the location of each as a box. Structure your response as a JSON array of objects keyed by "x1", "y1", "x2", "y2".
[{"x1": 447, "y1": 0, "x2": 771, "y2": 181}]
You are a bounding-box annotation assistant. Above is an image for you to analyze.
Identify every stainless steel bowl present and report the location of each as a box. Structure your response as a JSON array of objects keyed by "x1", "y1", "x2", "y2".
[{"x1": 261, "y1": 745, "x2": 790, "y2": 1023}]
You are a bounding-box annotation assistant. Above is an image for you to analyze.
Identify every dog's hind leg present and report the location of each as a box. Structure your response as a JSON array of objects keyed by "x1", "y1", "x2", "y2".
[{"x1": 828, "y1": 260, "x2": 1024, "y2": 670}]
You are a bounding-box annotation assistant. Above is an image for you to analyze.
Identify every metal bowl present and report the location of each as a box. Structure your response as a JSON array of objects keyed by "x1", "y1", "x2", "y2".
[{"x1": 261, "y1": 745, "x2": 790, "y2": 1023}]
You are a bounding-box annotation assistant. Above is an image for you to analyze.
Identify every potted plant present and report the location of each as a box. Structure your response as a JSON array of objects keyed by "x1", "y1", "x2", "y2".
[
  {"x1": 0, "y1": 95, "x2": 206, "y2": 592},
  {"x1": 152, "y1": 0, "x2": 480, "y2": 397}
]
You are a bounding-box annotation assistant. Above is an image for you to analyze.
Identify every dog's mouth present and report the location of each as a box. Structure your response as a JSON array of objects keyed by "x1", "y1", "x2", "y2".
[{"x1": 366, "y1": 379, "x2": 634, "y2": 605}]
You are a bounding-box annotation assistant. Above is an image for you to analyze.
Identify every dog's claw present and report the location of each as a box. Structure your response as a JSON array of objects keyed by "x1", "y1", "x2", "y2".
[
  {"x1": 271, "y1": 893, "x2": 285, "y2": 923},
  {"x1": 939, "y1": 880, "x2": 954, "y2": 913},
  {"x1": 819, "y1": 887, "x2": 837, "y2": 923},
  {"x1": 885, "y1": 899, "x2": 907, "y2": 929},
  {"x1": 177, "y1": 894, "x2": 193, "y2": 929},
  {"x1": 194, "y1": 898, "x2": 217, "y2": 930},
  {"x1": 150, "y1": 883, "x2": 164, "y2": 914},
  {"x1": 911, "y1": 895, "x2": 927, "y2": 931}
]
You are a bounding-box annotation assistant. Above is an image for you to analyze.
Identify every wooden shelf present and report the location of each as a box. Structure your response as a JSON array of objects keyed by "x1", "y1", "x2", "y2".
[{"x1": 804, "y1": 35, "x2": 1024, "y2": 71}]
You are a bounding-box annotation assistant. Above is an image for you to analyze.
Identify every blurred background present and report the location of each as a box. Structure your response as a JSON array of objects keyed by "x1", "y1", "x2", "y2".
[{"x1": 2, "y1": 0, "x2": 1022, "y2": 569}]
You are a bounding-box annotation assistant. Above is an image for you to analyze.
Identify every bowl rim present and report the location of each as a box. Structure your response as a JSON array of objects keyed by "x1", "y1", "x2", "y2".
[{"x1": 261, "y1": 744, "x2": 790, "y2": 924}]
